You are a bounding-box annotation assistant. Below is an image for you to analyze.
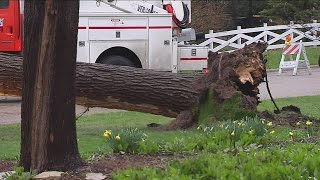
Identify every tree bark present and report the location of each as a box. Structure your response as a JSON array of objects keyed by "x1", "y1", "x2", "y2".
[
  {"x1": 0, "y1": 43, "x2": 267, "y2": 124},
  {"x1": 20, "y1": 0, "x2": 81, "y2": 172},
  {"x1": 0, "y1": 54, "x2": 199, "y2": 117}
]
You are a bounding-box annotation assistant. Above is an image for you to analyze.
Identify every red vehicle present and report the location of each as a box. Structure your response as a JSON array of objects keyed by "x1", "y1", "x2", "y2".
[{"x1": 0, "y1": 0, "x2": 22, "y2": 53}]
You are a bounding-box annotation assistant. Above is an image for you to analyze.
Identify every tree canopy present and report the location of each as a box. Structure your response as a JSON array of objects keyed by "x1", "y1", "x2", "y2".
[
  {"x1": 191, "y1": 0, "x2": 319, "y2": 30},
  {"x1": 260, "y1": 0, "x2": 320, "y2": 24}
]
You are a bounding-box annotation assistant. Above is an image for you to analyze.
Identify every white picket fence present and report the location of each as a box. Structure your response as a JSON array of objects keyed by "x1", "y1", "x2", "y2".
[{"x1": 199, "y1": 21, "x2": 320, "y2": 52}]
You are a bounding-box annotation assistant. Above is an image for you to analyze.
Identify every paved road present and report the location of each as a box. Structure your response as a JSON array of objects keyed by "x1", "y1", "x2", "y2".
[
  {"x1": 0, "y1": 67, "x2": 319, "y2": 125},
  {"x1": 259, "y1": 67, "x2": 320, "y2": 100},
  {"x1": 0, "y1": 101, "x2": 122, "y2": 125}
]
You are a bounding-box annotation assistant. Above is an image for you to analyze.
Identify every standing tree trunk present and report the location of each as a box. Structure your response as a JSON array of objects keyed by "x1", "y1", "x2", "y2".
[{"x1": 20, "y1": 0, "x2": 82, "y2": 172}]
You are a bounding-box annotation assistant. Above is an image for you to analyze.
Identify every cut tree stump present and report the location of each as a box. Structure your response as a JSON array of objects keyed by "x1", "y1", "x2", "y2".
[{"x1": 0, "y1": 42, "x2": 267, "y2": 129}]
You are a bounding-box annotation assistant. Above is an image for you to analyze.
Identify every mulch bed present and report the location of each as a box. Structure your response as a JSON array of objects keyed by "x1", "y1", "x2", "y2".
[
  {"x1": 0, "y1": 161, "x2": 17, "y2": 172},
  {"x1": 62, "y1": 154, "x2": 177, "y2": 179},
  {"x1": 0, "y1": 154, "x2": 181, "y2": 180}
]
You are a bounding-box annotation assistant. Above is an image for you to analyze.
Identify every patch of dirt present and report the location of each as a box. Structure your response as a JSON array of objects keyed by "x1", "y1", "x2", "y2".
[
  {"x1": 164, "y1": 110, "x2": 196, "y2": 130},
  {"x1": 260, "y1": 105, "x2": 320, "y2": 128},
  {"x1": 0, "y1": 161, "x2": 17, "y2": 172},
  {"x1": 0, "y1": 155, "x2": 180, "y2": 179}
]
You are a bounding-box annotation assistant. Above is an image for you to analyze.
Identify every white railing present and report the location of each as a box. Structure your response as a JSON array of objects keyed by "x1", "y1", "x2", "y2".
[{"x1": 199, "y1": 21, "x2": 320, "y2": 52}]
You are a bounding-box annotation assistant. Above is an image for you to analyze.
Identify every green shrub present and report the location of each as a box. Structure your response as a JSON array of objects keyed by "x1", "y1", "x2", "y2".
[
  {"x1": 156, "y1": 116, "x2": 275, "y2": 155},
  {"x1": 199, "y1": 116, "x2": 271, "y2": 149},
  {"x1": 103, "y1": 128, "x2": 147, "y2": 154},
  {"x1": 161, "y1": 137, "x2": 191, "y2": 154},
  {"x1": 137, "y1": 140, "x2": 160, "y2": 154}
]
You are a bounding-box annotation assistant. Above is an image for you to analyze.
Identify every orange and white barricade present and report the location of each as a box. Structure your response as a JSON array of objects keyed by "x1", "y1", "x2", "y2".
[{"x1": 278, "y1": 41, "x2": 311, "y2": 76}]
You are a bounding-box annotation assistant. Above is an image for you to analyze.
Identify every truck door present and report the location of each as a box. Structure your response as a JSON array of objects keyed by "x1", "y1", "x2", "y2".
[{"x1": 0, "y1": 0, "x2": 21, "y2": 52}]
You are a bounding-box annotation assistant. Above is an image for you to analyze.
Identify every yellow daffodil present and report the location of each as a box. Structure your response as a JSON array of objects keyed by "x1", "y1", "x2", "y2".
[
  {"x1": 219, "y1": 124, "x2": 224, "y2": 128},
  {"x1": 269, "y1": 130, "x2": 275, "y2": 135},
  {"x1": 306, "y1": 121, "x2": 312, "y2": 126},
  {"x1": 248, "y1": 129, "x2": 255, "y2": 136},
  {"x1": 231, "y1": 131, "x2": 235, "y2": 136},
  {"x1": 115, "y1": 135, "x2": 121, "y2": 140},
  {"x1": 103, "y1": 130, "x2": 112, "y2": 138},
  {"x1": 296, "y1": 121, "x2": 301, "y2": 126},
  {"x1": 261, "y1": 118, "x2": 266, "y2": 124},
  {"x1": 267, "y1": 122, "x2": 273, "y2": 127},
  {"x1": 289, "y1": 132, "x2": 294, "y2": 136}
]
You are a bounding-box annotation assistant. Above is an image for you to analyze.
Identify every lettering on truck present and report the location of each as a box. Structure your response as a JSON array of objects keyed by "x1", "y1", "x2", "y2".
[{"x1": 137, "y1": 5, "x2": 158, "y2": 13}]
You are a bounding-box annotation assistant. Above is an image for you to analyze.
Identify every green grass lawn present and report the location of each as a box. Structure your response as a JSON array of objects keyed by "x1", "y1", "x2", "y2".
[
  {"x1": 0, "y1": 124, "x2": 21, "y2": 160},
  {"x1": 0, "y1": 95, "x2": 319, "y2": 161},
  {"x1": 0, "y1": 112, "x2": 187, "y2": 160},
  {"x1": 0, "y1": 96, "x2": 320, "y2": 178},
  {"x1": 265, "y1": 47, "x2": 320, "y2": 69}
]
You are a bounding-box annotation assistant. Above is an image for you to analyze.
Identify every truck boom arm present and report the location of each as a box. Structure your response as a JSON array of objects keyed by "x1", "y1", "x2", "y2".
[
  {"x1": 95, "y1": 0, "x2": 191, "y2": 29},
  {"x1": 96, "y1": 0, "x2": 168, "y2": 13}
]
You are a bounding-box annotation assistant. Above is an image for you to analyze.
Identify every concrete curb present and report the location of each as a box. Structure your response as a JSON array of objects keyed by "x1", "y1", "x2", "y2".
[
  {"x1": 0, "y1": 96, "x2": 22, "y2": 103},
  {"x1": 267, "y1": 65, "x2": 319, "y2": 72}
]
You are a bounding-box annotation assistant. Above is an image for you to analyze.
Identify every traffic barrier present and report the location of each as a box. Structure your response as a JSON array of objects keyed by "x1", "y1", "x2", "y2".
[{"x1": 278, "y1": 41, "x2": 311, "y2": 76}]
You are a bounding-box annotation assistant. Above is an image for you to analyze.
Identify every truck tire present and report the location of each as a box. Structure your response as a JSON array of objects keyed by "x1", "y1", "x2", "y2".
[{"x1": 100, "y1": 55, "x2": 135, "y2": 67}]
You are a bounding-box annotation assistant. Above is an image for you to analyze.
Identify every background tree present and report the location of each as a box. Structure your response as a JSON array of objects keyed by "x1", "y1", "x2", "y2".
[
  {"x1": 20, "y1": 0, "x2": 82, "y2": 172},
  {"x1": 191, "y1": 0, "x2": 319, "y2": 32},
  {"x1": 190, "y1": 0, "x2": 268, "y2": 32},
  {"x1": 190, "y1": 0, "x2": 233, "y2": 32},
  {"x1": 260, "y1": 0, "x2": 320, "y2": 24},
  {"x1": 228, "y1": 0, "x2": 267, "y2": 28}
]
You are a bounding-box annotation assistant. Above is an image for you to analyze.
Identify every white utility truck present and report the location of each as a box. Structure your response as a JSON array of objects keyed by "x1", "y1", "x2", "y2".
[{"x1": 0, "y1": 0, "x2": 209, "y2": 72}]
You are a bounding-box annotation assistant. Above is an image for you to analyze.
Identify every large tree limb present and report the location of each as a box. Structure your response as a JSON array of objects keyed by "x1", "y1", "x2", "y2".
[
  {"x1": 0, "y1": 53, "x2": 200, "y2": 117},
  {"x1": 0, "y1": 43, "x2": 267, "y2": 123}
]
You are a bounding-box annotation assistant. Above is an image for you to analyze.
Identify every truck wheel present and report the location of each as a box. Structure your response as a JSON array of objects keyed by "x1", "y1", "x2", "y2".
[{"x1": 100, "y1": 55, "x2": 135, "y2": 67}]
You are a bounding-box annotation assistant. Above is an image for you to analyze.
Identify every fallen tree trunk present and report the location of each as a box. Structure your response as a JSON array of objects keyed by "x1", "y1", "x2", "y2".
[
  {"x1": 0, "y1": 54, "x2": 199, "y2": 117},
  {"x1": 0, "y1": 43, "x2": 267, "y2": 128}
]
